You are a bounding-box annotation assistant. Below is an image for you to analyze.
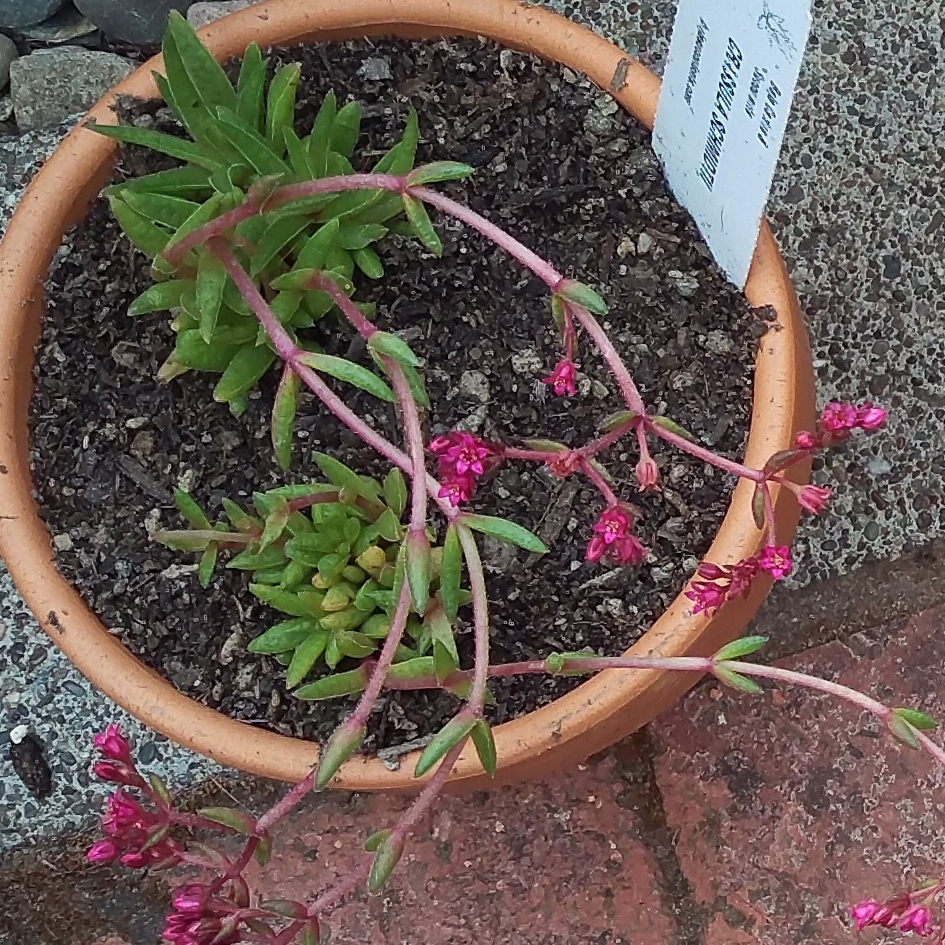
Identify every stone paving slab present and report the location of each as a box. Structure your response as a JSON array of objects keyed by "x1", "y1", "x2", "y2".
[
  {"x1": 651, "y1": 604, "x2": 945, "y2": 945},
  {"x1": 3, "y1": 0, "x2": 945, "y2": 856}
]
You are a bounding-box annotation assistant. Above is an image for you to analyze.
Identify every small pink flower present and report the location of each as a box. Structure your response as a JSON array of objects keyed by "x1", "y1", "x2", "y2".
[
  {"x1": 820, "y1": 402, "x2": 859, "y2": 434},
  {"x1": 635, "y1": 457, "x2": 660, "y2": 491},
  {"x1": 758, "y1": 545, "x2": 792, "y2": 580},
  {"x1": 686, "y1": 581, "x2": 729, "y2": 615},
  {"x1": 794, "y1": 430, "x2": 818, "y2": 450},
  {"x1": 727, "y1": 557, "x2": 761, "y2": 598},
  {"x1": 856, "y1": 403, "x2": 888, "y2": 431},
  {"x1": 172, "y1": 885, "x2": 208, "y2": 915},
  {"x1": 797, "y1": 485, "x2": 831, "y2": 515},
  {"x1": 543, "y1": 358, "x2": 578, "y2": 397},
  {"x1": 93, "y1": 724, "x2": 134, "y2": 766},
  {"x1": 429, "y1": 431, "x2": 494, "y2": 477},
  {"x1": 899, "y1": 905, "x2": 933, "y2": 936},
  {"x1": 120, "y1": 850, "x2": 149, "y2": 868},
  {"x1": 547, "y1": 451, "x2": 582, "y2": 479},
  {"x1": 851, "y1": 900, "x2": 881, "y2": 930},
  {"x1": 437, "y1": 475, "x2": 476, "y2": 507},
  {"x1": 92, "y1": 760, "x2": 144, "y2": 787},
  {"x1": 587, "y1": 506, "x2": 646, "y2": 566},
  {"x1": 86, "y1": 838, "x2": 120, "y2": 864}
]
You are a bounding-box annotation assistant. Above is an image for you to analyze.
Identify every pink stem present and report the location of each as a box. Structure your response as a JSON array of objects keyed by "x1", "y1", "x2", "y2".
[
  {"x1": 581, "y1": 459, "x2": 619, "y2": 507},
  {"x1": 643, "y1": 417, "x2": 761, "y2": 481},
  {"x1": 761, "y1": 482, "x2": 776, "y2": 542},
  {"x1": 255, "y1": 770, "x2": 316, "y2": 835}
]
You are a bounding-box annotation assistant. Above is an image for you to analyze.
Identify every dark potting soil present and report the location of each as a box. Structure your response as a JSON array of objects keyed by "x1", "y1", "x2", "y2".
[{"x1": 30, "y1": 38, "x2": 761, "y2": 754}]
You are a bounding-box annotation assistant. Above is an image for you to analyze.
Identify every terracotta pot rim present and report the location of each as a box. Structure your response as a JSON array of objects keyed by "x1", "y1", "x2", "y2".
[{"x1": 0, "y1": 0, "x2": 814, "y2": 790}]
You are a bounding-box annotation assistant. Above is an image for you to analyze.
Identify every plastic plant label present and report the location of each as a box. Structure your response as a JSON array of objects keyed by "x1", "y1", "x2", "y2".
[{"x1": 653, "y1": 0, "x2": 812, "y2": 287}]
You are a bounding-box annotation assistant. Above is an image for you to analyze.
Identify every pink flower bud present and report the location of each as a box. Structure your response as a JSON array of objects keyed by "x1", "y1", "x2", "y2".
[
  {"x1": 437, "y1": 475, "x2": 476, "y2": 507},
  {"x1": 797, "y1": 485, "x2": 831, "y2": 515},
  {"x1": 899, "y1": 905, "x2": 933, "y2": 935},
  {"x1": 635, "y1": 457, "x2": 659, "y2": 491},
  {"x1": 93, "y1": 724, "x2": 134, "y2": 766},
  {"x1": 851, "y1": 900, "x2": 881, "y2": 930},
  {"x1": 794, "y1": 430, "x2": 819, "y2": 450},
  {"x1": 542, "y1": 358, "x2": 578, "y2": 397},
  {"x1": 856, "y1": 403, "x2": 887, "y2": 431},
  {"x1": 820, "y1": 402, "x2": 858, "y2": 434},
  {"x1": 92, "y1": 760, "x2": 144, "y2": 787},
  {"x1": 172, "y1": 885, "x2": 208, "y2": 915},
  {"x1": 86, "y1": 838, "x2": 120, "y2": 864}
]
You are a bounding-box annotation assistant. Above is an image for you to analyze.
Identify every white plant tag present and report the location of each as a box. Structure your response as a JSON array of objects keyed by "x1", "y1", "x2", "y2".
[{"x1": 652, "y1": 0, "x2": 811, "y2": 287}]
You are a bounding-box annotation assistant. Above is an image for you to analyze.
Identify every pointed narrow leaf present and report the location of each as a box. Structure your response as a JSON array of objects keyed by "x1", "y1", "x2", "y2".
[
  {"x1": 250, "y1": 213, "x2": 311, "y2": 277},
  {"x1": 248, "y1": 618, "x2": 321, "y2": 654},
  {"x1": 405, "y1": 531, "x2": 431, "y2": 615},
  {"x1": 407, "y1": 161, "x2": 476, "y2": 186},
  {"x1": 763, "y1": 449, "x2": 806, "y2": 476},
  {"x1": 120, "y1": 191, "x2": 201, "y2": 230},
  {"x1": 253, "y1": 834, "x2": 273, "y2": 867},
  {"x1": 383, "y1": 469, "x2": 407, "y2": 519},
  {"x1": 714, "y1": 636, "x2": 768, "y2": 662},
  {"x1": 556, "y1": 279, "x2": 608, "y2": 315},
  {"x1": 713, "y1": 665, "x2": 763, "y2": 694},
  {"x1": 892, "y1": 707, "x2": 938, "y2": 731},
  {"x1": 107, "y1": 196, "x2": 170, "y2": 257},
  {"x1": 329, "y1": 100, "x2": 361, "y2": 157},
  {"x1": 260, "y1": 899, "x2": 308, "y2": 919},
  {"x1": 598, "y1": 410, "x2": 640, "y2": 433},
  {"x1": 89, "y1": 122, "x2": 219, "y2": 170},
  {"x1": 402, "y1": 195, "x2": 442, "y2": 256},
  {"x1": 307, "y1": 90, "x2": 337, "y2": 177},
  {"x1": 312, "y1": 452, "x2": 379, "y2": 501},
  {"x1": 386, "y1": 656, "x2": 436, "y2": 682},
  {"x1": 250, "y1": 583, "x2": 323, "y2": 617},
  {"x1": 297, "y1": 352, "x2": 395, "y2": 403},
  {"x1": 266, "y1": 62, "x2": 301, "y2": 150},
  {"x1": 295, "y1": 217, "x2": 342, "y2": 270},
  {"x1": 294, "y1": 667, "x2": 368, "y2": 701},
  {"x1": 522, "y1": 438, "x2": 568, "y2": 453},
  {"x1": 648, "y1": 415, "x2": 696, "y2": 442},
  {"x1": 272, "y1": 366, "x2": 301, "y2": 471},
  {"x1": 364, "y1": 829, "x2": 390, "y2": 853},
  {"x1": 316, "y1": 723, "x2": 365, "y2": 788},
  {"x1": 197, "y1": 806, "x2": 256, "y2": 834},
  {"x1": 470, "y1": 720, "x2": 497, "y2": 776},
  {"x1": 214, "y1": 107, "x2": 289, "y2": 176},
  {"x1": 339, "y1": 223, "x2": 388, "y2": 250},
  {"x1": 461, "y1": 515, "x2": 548, "y2": 554},
  {"x1": 439, "y1": 525, "x2": 462, "y2": 621},
  {"x1": 414, "y1": 716, "x2": 475, "y2": 778},
  {"x1": 165, "y1": 11, "x2": 238, "y2": 111},
  {"x1": 113, "y1": 165, "x2": 213, "y2": 196},
  {"x1": 367, "y1": 331, "x2": 420, "y2": 367},
  {"x1": 751, "y1": 485, "x2": 766, "y2": 530},
  {"x1": 173, "y1": 488, "x2": 210, "y2": 528},
  {"x1": 353, "y1": 246, "x2": 384, "y2": 279},
  {"x1": 888, "y1": 713, "x2": 921, "y2": 750},
  {"x1": 285, "y1": 630, "x2": 331, "y2": 688},
  {"x1": 213, "y1": 345, "x2": 276, "y2": 404},
  {"x1": 128, "y1": 280, "x2": 191, "y2": 316},
  {"x1": 236, "y1": 42, "x2": 266, "y2": 132},
  {"x1": 147, "y1": 773, "x2": 173, "y2": 805},
  {"x1": 368, "y1": 834, "x2": 405, "y2": 892},
  {"x1": 197, "y1": 544, "x2": 218, "y2": 587},
  {"x1": 259, "y1": 496, "x2": 290, "y2": 551},
  {"x1": 222, "y1": 497, "x2": 259, "y2": 532},
  {"x1": 195, "y1": 248, "x2": 227, "y2": 342}
]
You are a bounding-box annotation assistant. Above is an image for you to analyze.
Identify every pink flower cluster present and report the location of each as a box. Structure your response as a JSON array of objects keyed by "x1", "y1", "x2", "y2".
[
  {"x1": 852, "y1": 898, "x2": 935, "y2": 937},
  {"x1": 163, "y1": 883, "x2": 245, "y2": 945},
  {"x1": 686, "y1": 545, "x2": 793, "y2": 615},
  {"x1": 429, "y1": 431, "x2": 501, "y2": 506},
  {"x1": 586, "y1": 505, "x2": 647, "y2": 566},
  {"x1": 543, "y1": 358, "x2": 578, "y2": 397},
  {"x1": 795, "y1": 402, "x2": 887, "y2": 450},
  {"x1": 86, "y1": 725, "x2": 181, "y2": 869}
]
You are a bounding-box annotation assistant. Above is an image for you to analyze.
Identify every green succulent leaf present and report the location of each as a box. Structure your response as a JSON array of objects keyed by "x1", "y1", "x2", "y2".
[
  {"x1": 598, "y1": 410, "x2": 640, "y2": 433},
  {"x1": 272, "y1": 366, "x2": 301, "y2": 472},
  {"x1": 386, "y1": 656, "x2": 436, "y2": 682},
  {"x1": 402, "y1": 194, "x2": 442, "y2": 256},
  {"x1": 406, "y1": 161, "x2": 477, "y2": 186},
  {"x1": 439, "y1": 525, "x2": 463, "y2": 622},
  {"x1": 294, "y1": 667, "x2": 368, "y2": 701},
  {"x1": 763, "y1": 449, "x2": 806, "y2": 477},
  {"x1": 214, "y1": 107, "x2": 290, "y2": 177},
  {"x1": 364, "y1": 829, "x2": 390, "y2": 853},
  {"x1": 556, "y1": 279, "x2": 608, "y2": 315},
  {"x1": 248, "y1": 618, "x2": 321, "y2": 654},
  {"x1": 751, "y1": 485, "x2": 766, "y2": 531},
  {"x1": 367, "y1": 331, "x2": 421, "y2": 368},
  {"x1": 888, "y1": 713, "x2": 921, "y2": 750},
  {"x1": 113, "y1": 165, "x2": 214, "y2": 197},
  {"x1": 197, "y1": 806, "x2": 255, "y2": 834},
  {"x1": 128, "y1": 280, "x2": 191, "y2": 317},
  {"x1": 382, "y1": 469, "x2": 407, "y2": 520},
  {"x1": 316, "y1": 722, "x2": 365, "y2": 788},
  {"x1": 461, "y1": 515, "x2": 548, "y2": 554},
  {"x1": 259, "y1": 496, "x2": 290, "y2": 551},
  {"x1": 195, "y1": 248, "x2": 227, "y2": 342},
  {"x1": 470, "y1": 719, "x2": 497, "y2": 776},
  {"x1": 213, "y1": 345, "x2": 277, "y2": 404},
  {"x1": 285, "y1": 630, "x2": 331, "y2": 688},
  {"x1": 368, "y1": 834, "x2": 405, "y2": 892},
  {"x1": 107, "y1": 195, "x2": 170, "y2": 256},
  {"x1": 714, "y1": 636, "x2": 769, "y2": 662},
  {"x1": 119, "y1": 190, "x2": 201, "y2": 231},
  {"x1": 373, "y1": 107, "x2": 419, "y2": 175},
  {"x1": 329, "y1": 99, "x2": 361, "y2": 158},
  {"x1": 236, "y1": 42, "x2": 267, "y2": 132},
  {"x1": 165, "y1": 10, "x2": 239, "y2": 114},
  {"x1": 89, "y1": 121, "x2": 220, "y2": 170},
  {"x1": 266, "y1": 62, "x2": 302, "y2": 151},
  {"x1": 405, "y1": 532, "x2": 432, "y2": 615},
  {"x1": 297, "y1": 352, "x2": 395, "y2": 403},
  {"x1": 307, "y1": 90, "x2": 337, "y2": 177},
  {"x1": 173, "y1": 488, "x2": 210, "y2": 528},
  {"x1": 353, "y1": 246, "x2": 384, "y2": 279},
  {"x1": 713, "y1": 665, "x2": 763, "y2": 694},
  {"x1": 892, "y1": 707, "x2": 938, "y2": 731},
  {"x1": 339, "y1": 223, "x2": 388, "y2": 251},
  {"x1": 197, "y1": 544, "x2": 218, "y2": 588},
  {"x1": 414, "y1": 716, "x2": 476, "y2": 778},
  {"x1": 648, "y1": 415, "x2": 696, "y2": 443},
  {"x1": 250, "y1": 583, "x2": 324, "y2": 618},
  {"x1": 227, "y1": 543, "x2": 287, "y2": 571},
  {"x1": 296, "y1": 217, "x2": 342, "y2": 271},
  {"x1": 250, "y1": 213, "x2": 311, "y2": 277},
  {"x1": 312, "y1": 452, "x2": 380, "y2": 502}
]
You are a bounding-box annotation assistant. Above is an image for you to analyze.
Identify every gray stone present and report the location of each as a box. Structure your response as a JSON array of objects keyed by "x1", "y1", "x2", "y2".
[
  {"x1": 73, "y1": 0, "x2": 194, "y2": 44},
  {"x1": 17, "y1": 4, "x2": 96, "y2": 43},
  {"x1": 186, "y1": 0, "x2": 259, "y2": 29},
  {"x1": 10, "y1": 47, "x2": 135, "y2": 130},
  {"x1": 0, "y1": 0, "x2": 68, "y2": 30},
  {"x1": 0, "y1": 34, "x2": 16, "y2": 92}
]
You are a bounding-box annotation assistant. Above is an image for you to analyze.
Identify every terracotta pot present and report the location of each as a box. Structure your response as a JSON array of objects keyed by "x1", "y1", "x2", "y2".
[{"x1": 0, "y1": 0, "x2": 815, "y2": 790}]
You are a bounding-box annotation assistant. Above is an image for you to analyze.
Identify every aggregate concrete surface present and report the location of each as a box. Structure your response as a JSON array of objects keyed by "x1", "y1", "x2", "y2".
[{"x1": 1, "y1": 0, "x2": 942, "y2": 855}]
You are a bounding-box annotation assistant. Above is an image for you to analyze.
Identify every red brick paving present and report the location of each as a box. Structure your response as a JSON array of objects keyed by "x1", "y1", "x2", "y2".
[{"x1": 651, "y1": 606, "x2": 945, "y2": 945}]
